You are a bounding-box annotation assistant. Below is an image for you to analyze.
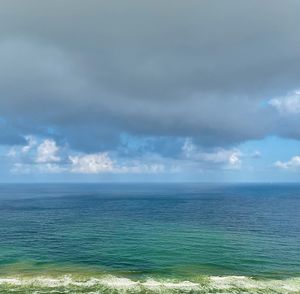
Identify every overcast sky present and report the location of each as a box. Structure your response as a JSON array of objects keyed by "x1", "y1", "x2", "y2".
[{"x1": 1, "y1": 0, "x2": 300, "y2": 182}]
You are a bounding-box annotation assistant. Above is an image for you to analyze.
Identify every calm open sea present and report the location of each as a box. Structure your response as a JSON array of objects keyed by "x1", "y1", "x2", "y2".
[{"x1": 0, "y1": 183, "x2": 299, "y2": 293}]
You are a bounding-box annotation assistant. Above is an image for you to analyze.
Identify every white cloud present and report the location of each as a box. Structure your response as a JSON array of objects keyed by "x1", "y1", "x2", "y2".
[
  {"x1": 8, "y1": 135, "x2": 253, "y2": 175},
  {"x1": 269, "y1": 91, "x2": 300, "y2": 114},
  {"x1": 22, "y1": 135, "x2": 37, "y2": 153},
  {"x1": 7, "y1": 135, "x2": 37, "y2": 158},
  {"x1": 7, "y1": 135, "x2": 168, "y2": 175},
  {"x1": 69, "y1": 153, "x2": 166, "y2": 174},
  {"x1": 69, "y1": 153, "x2": 114, "y2": 173},
  {"x1": 117, "y1": 161, "x2": 165, "y2": 174},
  {"x1": 11, "y1": 162, "x2": 64, "y2": 174},
  {"x1": 37, "y1": 163, "x2": 65, "y2": 173},
  {"x1": 274, "y1": 156, "x2": 300, "y2": 170},
  {"x1": 36, "y1": 139, "x2": 60, "y2": 163},
  {"x1": 11, "y1": 163, "x2": 32, "y2": 174},
  {"x1": 227, "y1": 152, "x2": 241, "y2": 168},
  {"x1": 182, "y1": 139, "x2": 242, "y2": 169}
]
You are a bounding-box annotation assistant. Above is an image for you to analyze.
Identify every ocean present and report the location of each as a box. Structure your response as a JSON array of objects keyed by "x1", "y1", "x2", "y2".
[{"x1": 0, "y1": 183, "x2": 299, "y2": 293}]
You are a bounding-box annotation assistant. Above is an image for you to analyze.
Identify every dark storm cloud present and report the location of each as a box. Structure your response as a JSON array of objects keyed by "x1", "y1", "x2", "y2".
[{"x1": 0, "y1": 0, "x2": 300, "y2": 152}]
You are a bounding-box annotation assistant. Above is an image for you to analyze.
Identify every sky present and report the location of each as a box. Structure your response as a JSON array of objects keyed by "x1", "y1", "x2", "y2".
[{"x1": 1, "y1": 0, "x2": 300, "y2": 182}]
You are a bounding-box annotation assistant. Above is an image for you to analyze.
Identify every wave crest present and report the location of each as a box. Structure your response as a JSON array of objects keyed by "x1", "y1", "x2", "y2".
[{"x1": 0, "y1": 275, "x2": 299, "y2": 293}]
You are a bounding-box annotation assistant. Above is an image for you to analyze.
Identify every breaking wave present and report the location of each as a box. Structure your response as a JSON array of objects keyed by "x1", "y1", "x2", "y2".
[{"x1": 0, "y1": 274, "x2": 299, "y2": 293}]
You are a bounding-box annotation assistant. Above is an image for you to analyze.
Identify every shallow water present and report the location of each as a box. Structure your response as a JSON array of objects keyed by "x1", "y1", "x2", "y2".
[{"x1": 0, "y1": 183, "x2": 299, "y2": 293}]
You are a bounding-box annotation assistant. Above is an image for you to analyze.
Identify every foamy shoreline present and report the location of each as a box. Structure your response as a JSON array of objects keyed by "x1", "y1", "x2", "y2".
[{"x1": 0, "y1": 274, "x2": 299, "y2": 293}]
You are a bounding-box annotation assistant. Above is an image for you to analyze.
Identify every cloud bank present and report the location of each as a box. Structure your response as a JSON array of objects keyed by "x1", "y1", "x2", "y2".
[{"x1": 1, "y1": 1, "x2": 300, "y2": 178}]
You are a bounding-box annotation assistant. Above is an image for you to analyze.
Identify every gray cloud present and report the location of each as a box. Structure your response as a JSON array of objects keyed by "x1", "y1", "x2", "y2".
[{"x1": 0, "y1": 0, "x2": 300, "y2": 154}]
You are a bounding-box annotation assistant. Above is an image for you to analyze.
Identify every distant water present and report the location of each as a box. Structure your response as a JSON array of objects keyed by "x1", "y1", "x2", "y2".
[{"x1": 0, "y1": 183, "x2": 299, "y2": 293}]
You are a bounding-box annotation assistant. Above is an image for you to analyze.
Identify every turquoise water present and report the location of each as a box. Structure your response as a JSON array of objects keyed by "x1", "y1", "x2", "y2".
[{"x1": 0, "y1": 183, "x2": 299, "y2": 293}]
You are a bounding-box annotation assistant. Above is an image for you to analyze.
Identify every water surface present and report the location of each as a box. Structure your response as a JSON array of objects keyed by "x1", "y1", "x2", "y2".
[{"x1": 0, "y1": 183, "x2": 299, "y2": 293}]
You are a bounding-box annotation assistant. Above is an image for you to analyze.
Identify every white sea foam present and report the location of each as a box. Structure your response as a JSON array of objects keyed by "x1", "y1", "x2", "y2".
[
  {"x1": 210, "y1": 275, "x2": 300, "y2": 292},
  {"x1": 0, "y1": 274, "x2": 299, "y2": 293}
]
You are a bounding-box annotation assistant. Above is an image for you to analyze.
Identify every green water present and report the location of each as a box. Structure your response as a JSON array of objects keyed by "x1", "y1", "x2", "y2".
[{"x1": 0, "y1": 183, "x2": 299, "y2": 293}]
